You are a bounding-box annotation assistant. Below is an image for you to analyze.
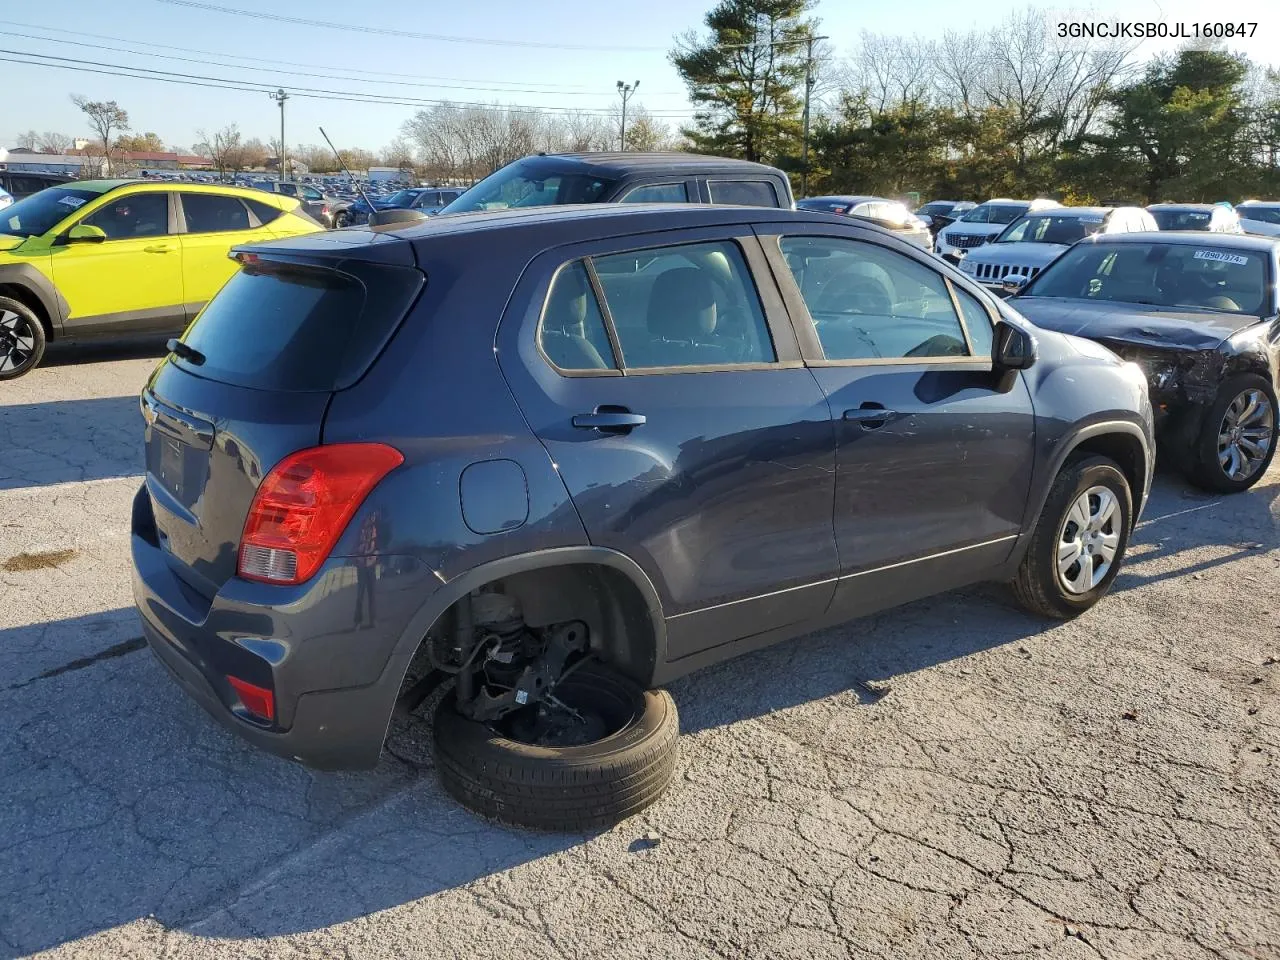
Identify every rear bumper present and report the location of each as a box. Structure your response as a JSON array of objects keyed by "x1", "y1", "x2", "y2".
[{"x1": 130, "y1": 484, "x2": 428, "y2": 769}]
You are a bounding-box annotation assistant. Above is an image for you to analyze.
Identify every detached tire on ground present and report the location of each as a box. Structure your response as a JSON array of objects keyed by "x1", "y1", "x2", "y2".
[
  {"x1": 433, "y1": 662, "x2": 679, "y2": 831},
  {"x1": 1012, "y1": 455, "x2": 1133, "y2": 619}
]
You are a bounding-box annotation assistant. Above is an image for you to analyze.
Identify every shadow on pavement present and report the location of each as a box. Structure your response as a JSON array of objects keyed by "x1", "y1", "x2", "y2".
[
  {"x1": 0, "y1": 471, "x2": 1274, "y2": 954},
  {"x1": 0, "y1": 396, "x2": 143, "y2": 489},
  {"x1": 39, "y1": 336, "x2": 170, "y2": 369}
]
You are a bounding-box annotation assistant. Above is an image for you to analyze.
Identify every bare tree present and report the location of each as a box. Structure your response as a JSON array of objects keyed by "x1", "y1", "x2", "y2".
[
  {"x1": 37, "y1": 132, "x2": 74, "y2": 155},
  {"x1": 14, "y1": 130, "x2": 39, "y2": 151},
  {"x1": 71, "y1": 96, "x2": 129, "y2": 175},
  {"x1": 196, "y1": 124, "x2": 244, "y2": 179}
]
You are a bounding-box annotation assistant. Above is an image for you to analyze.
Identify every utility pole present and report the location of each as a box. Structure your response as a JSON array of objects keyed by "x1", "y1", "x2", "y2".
[
  {"x1": 616, "y1": 80, "x2": 639, "y2": 151},
  {"x1": 269, "y1": 88, "x2": 289, "y2": 181},
  {"x1": 801, "y1": 36, "x2": 819, "y2": 199}
]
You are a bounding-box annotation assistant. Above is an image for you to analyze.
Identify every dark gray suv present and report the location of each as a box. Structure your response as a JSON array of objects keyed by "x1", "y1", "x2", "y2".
[{"x1": 132, "y1": 204, "x2": 1154, "y2": 830}]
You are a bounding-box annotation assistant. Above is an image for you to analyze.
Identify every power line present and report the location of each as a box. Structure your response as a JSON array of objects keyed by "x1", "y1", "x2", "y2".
[
  {"x1": 0, "y1": 23, "x2": 689, "y2": 97},
  {"x1": 151, "y1": 0, "x2": 669, "y2": 52},
  {"x1": 0, "y1": 52, "x2": 697, "y2": 118}
]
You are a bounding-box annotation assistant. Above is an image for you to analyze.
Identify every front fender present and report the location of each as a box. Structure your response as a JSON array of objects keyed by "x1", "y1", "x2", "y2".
[{"x1": 0, "y1": 261, "x2": 67, "y2": 335}]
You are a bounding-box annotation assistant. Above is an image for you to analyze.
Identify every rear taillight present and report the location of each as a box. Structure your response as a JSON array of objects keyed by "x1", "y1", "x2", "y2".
[
  {"x1": 237, "y1": 443, "x2": 404, "y2": 585},
  {"x1": 228, "y1": 675, "x2": 275, "y2": 721}
]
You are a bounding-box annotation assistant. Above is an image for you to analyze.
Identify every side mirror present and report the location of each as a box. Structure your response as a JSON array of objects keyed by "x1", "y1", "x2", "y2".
[
  {"x1": 66, "y1": 224, "x2": 107, "y2": 244},
  {"x1": 368, "y1": 208, "x2": 427, "y2": 229},
  {"x1": 1001, "y1": 273, "x2": 1029, "y2": 296},
  {"x1": 994, "y1": 321, "x2": 1037, "y2": 370}
]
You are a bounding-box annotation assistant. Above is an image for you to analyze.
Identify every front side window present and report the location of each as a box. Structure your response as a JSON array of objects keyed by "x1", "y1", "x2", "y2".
[
  {"x1": 952, "y1": 287, "x2": 995, "y2": 357},
  {"x1": 779, "y1": 236, "x2": 971, "y2": 361},
  {"x1": 277, "y1": 183, "x2": 298, "y2": 197},
  {"x1": 707, "y1": 180, "x2": 780, "y2": 208},
  {"x1": 182, "y1": 193, "x2": 251, "y2": 233},
  {"x1": 594, "y1": 240, "x2": 775, "y2": 369},
  {"x1": 301, "y1": 187, "x2": 323, "y2": 201},
  {"x1": 83, "y1": 192, "x2": 169, "y2": 239},
  {"x1": 619, "y1": 182, "x2": 690, "y2": 203}
]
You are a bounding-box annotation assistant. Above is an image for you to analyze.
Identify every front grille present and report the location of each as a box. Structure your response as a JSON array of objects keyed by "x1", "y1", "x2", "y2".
[
  {"x1": 949, "y1": 233, "x2": 989, "y2": 249},
  {"x1": 972, "y1": 263, "x2": 1043, "y2": 282}
]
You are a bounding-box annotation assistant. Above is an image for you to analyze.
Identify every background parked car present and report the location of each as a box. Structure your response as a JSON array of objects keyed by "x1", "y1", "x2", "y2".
[
  {"x1": 438, "y1": 152, "x2": 795, "y2": 215},
  {"x1": 338, "y1": 186, "x2": 463, "y2": 226},
  {"x1": 0, "y1": 179, "x2": 322, "y2": 378},
  {"x1": 935, "y1": 198, "x2": 1062, "y2": 263},
  {"x1": 134, "y1": 202, "x2": 1153, "y2": 831},
  {"x1": 253, "y1": 180, "x2": 336, "y2": 228},
  {"x1": 1146, "y1": 203, "x2": 1244, "y2": 233},
  {"x1": 0, "y1": 171, "x2": 74, "y2": 201},
  {"x1": 1236, "y1": 200, "x2": 1280, "y2": 237},
  {"x1": 959, "y1": 206, "x2": 1158, "y2": 292},
  {"x1": 1006, "y1": 233, "x2": 1279, "y2": 492},
  {"x1": 913, "y1": 199, "x2": 977, "y2": 238},
  {"x1": 794, "y1": 195, "x2": 932, "y2": 249}
]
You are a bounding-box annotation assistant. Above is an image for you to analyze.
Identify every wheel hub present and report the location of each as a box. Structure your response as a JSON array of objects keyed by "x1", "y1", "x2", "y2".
[
  {"x1": 1217, "y1": 388, "x2": 1275, "y2": 482},
  {"x1": 1056, "y1": 485, "x2": 1121, "y2": 596}
]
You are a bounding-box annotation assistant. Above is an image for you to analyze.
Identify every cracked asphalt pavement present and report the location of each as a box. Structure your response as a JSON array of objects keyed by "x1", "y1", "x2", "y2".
[{"x1": 1, "y1": 341, "x2": 1277, "y2": 960}]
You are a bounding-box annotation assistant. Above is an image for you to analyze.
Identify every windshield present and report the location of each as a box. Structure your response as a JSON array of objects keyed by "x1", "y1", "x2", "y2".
[
  {"x1": 1238, "y1": 206, "x2": 1280, "y2": 225},
  {"x1": 959, "y1": 203, "x2": 1028, "y2": 225},
  {"x1": 916, "y1": 202, "x2": 953, "y2": 217},
  {"x1": 1024, "y1": 241, "x2": 1268, "y2": 316},
  {"x1": 442, "y1": 160, "x2": 615, "y2": 213},
  {"x1": 1149, "y1": 209, "x2": 1212, "y2": 231},
  {"x1": 0, "y1": 186, "x2": 102, "y2": 238},
  {"x1": 383, "y1": 190, "x2": 417, "y2": 206},
  {"x1": 997, "y1": 214, "x2": 1106, "y2": 244}
]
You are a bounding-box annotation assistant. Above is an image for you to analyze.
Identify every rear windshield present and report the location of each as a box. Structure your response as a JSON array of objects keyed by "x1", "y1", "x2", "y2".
[
  {"x1": 441, "y1": 159, "x2": 615, "y2": 213},
  {"x1": 1149, "y1": 209, "x2": 1211, "y2": 230},
  {"x1": 175, "y1": 259, "x2": 424, "y2": 392}
]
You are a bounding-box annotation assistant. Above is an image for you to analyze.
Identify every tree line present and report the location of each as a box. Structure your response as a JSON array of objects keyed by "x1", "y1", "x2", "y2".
[{"x1": 672, "y1": 0, "x2": 1280, "y2": 203}]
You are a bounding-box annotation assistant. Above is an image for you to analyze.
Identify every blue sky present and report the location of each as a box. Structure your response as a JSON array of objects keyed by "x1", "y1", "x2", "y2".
[{"x1": 2, "y1": 0, "x2": 1276, "y2": 154}]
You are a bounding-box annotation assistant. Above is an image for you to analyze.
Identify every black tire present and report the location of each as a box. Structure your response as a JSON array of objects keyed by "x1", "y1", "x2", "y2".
[
  {"x1": 333, "y1": 211, "x2": 350, "y2": 228},
  {"x1": 433, "y1": 663, "x2": 679, "y2": 831},
  {"x1": 1184, "y1": 373, "x2": 1278, "y2": 494},
  {"x1": 0, "y1": 296, "x2": 46, "y2": 380},
  {"x1": 1011, "y1": 455, "x2": 1133, "y2": 619}
]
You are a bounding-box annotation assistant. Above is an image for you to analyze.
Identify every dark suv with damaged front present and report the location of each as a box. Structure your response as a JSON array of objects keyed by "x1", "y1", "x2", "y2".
[
  {"x1": 132, "y1": 204, "x2": 1154, "y2": 831},
  {"x1": 1006, "y1": 233, "x2": 1280, "y2": 492}
]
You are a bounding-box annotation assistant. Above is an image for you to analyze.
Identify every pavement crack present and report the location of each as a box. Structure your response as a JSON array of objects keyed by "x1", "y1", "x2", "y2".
[{"x1": 6, "y1": 635, "x2": 147, "y2": 691}]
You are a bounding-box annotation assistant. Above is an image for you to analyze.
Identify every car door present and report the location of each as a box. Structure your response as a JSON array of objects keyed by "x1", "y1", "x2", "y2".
[
  {"x1": 758, "y1": 225, "x2": 1037, "y2": 622},
  {"x1": 50, "y1": 188, "x2": 185, "y2": 337},
  {"x1": 496, "y1": 226, "x2": 838, "y2": 665},
  {"x1": 176, "y1": 191, "x2": 269, "y2": 316}
]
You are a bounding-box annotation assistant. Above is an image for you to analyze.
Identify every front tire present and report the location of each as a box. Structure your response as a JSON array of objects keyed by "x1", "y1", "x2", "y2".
[
  {"x1": 433, "y1": 662, "x2": 679, "y2": 831},
  {"x1": 1012, "y1": 455, "x2": 1133, "y2": 619},
  {"x1": 0, "y1": 296, "x2": 46, "y2": 380},
  {"x1": 333, "y1": 211, "x2": 350, "y2": 228},
  {"x1": 1186, "y1": 374, "x2": 1277, "y2": 493}
]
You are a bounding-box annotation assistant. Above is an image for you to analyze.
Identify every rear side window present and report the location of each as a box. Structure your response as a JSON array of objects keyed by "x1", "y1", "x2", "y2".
[
  {"x1": 707, "y1": 179, "x2": 780, "y2": 208},
  {"x1": 182, "y1": 193, "x2": 250, "y2": 233},
  {"x1": 176, "y1": 260, "x2": 424, "y2": 391},
  {"x1": 594, "y1": 240, "x2": 775, "y2": 369},
  {"x1": 538, "y1": 263, "x2": 616, "y2": 371},
  {"x1": 619, "y1": 182, "x2": 690, "y2": 203},
  {"x1": 244, "y1": 198, "x2": 284, "y2": 225}
]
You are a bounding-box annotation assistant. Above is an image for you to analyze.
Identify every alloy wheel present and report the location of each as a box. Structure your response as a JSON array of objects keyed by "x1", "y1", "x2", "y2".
[
  {"x1": 1217, "y1": 388, "x2": 1275, "y2": 482},
  {"x1": 0, "y1": 309, "x2": 37, "y2": 375},
  {"x1": 1056, "y1": 485, "x2": 1121, "y2": 595}
]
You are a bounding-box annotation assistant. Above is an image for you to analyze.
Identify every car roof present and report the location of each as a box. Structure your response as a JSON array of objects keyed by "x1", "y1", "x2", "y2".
[
  {"x1": 1238, "y1": 200, "x2": 1280, "y2": 207},
  {"x1": 800, "y1": 195, "x2": 890, "y2": 205},
  {"x1": 1146, "y1": 203, "x2": 1222, "y2": 212},
  {"x1": 516, "y1": 152, "x2": 785, "y2": 177},
  {"x1": 59, "y1": 179, "x2": 290, "y2": 201},
  {"x1": 1083, "y1": 232, "x2": 1280, "y2": 251}
]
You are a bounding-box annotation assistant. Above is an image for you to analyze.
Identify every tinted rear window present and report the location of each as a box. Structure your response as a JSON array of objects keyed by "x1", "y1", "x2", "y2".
[
  {"x1": 708, "y1": 179, "x2": 780, "y2": 207},
  {"x1": 175, "y1": 259, "x2": 423, "y2": 392}
]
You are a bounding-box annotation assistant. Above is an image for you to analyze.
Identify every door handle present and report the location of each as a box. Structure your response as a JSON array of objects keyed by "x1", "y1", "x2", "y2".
[
  {"x1": 572, "y1": 406, "x2": 646, "y2": 434},
  {"x1": 843, "y1": 403, "x2": 897, "y2": 429},
  {"x1": 144, "y1": 244, "x2": 173, "y2": 253}
]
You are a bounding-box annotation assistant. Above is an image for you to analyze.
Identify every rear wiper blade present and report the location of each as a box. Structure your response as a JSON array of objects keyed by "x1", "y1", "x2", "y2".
[{"x1": 166, "y1": 339, "x2": 206, "y2": 366}]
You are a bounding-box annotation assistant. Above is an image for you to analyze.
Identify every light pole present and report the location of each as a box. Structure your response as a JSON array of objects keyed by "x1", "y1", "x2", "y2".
[
  {"x1": 616, "y1": 80, "x2": 639, "y2": 151},
  {"x1": 269, "y1": 88, "x2": 289, "y2": 181}
]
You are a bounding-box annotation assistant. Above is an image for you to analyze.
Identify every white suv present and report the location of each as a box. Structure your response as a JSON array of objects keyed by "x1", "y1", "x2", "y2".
[{"x1": 936, "y1": 198, "x2": 1061, "y2": 264}]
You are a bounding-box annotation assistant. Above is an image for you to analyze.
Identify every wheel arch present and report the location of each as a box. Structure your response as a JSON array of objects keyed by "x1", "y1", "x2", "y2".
[
  {"x1": 376, "y1": 546, "x2": 668, "y2": 754},
  {"x1": 0, "y1": 265, "x2": 67, "y2": 340}
]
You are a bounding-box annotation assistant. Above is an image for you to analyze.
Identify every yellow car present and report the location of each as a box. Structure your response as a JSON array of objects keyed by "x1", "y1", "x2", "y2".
[{"x1": 0, "y1": 179, "x2": 323, "y2": 379}]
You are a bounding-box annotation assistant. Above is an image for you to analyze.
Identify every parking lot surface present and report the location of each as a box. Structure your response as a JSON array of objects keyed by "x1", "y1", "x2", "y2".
[{"x1": 1, "y1": 343, "x2": 1277, "y2": 960}]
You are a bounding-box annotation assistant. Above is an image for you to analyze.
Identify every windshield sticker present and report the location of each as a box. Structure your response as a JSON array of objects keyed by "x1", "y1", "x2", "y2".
[
  {"x1": 1079, "y1": 216, "x2": 1105, "y2": 223},
  {"x1": 1193, "y1": 249, "x2": 1248, "y2": 266},
  {"x1": 57, "y1": 196, "x2": 87, "y2": 209}
]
